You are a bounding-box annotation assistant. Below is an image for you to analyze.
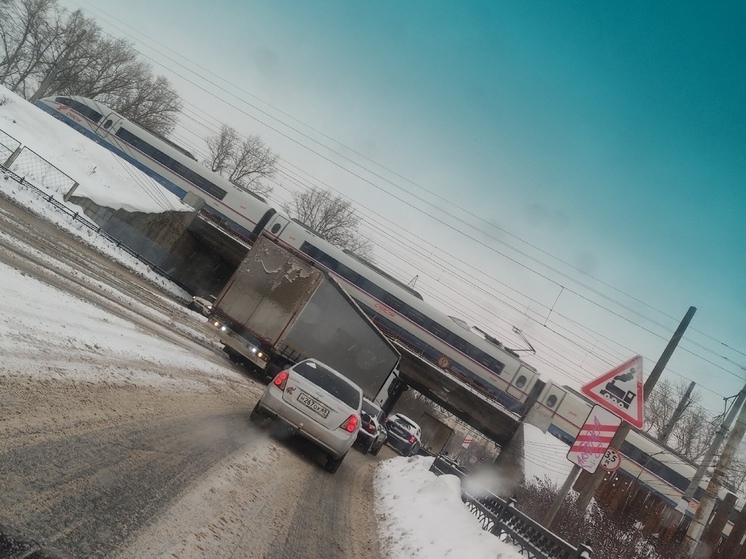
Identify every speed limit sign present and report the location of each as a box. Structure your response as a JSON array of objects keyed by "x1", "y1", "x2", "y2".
[{"x1": 600, "y1": 448, "x2": 621, "y2": 472}]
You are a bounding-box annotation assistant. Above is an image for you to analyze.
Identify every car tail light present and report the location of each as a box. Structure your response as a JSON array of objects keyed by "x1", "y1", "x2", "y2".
[
  {"x1": 340, "y1": 415, "x2": 359, "y2": 433},
  {"x1": 365, "y1": 423, "x2": 376, "y2": 433},
  {"x1": 409, "y1": 435, "x2": 416, "y2": 444},
  {"x1": 273, "y1": 371, "x2": 289, "y2": 390}
]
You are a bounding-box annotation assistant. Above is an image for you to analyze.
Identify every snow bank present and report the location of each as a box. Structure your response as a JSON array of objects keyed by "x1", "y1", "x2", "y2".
[{"x1": 375, "y1": 456, "x2": 525, "y2": 559}]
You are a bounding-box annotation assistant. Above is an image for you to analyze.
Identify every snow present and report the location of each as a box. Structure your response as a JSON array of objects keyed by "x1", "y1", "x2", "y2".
[
  {"x1": 0, "y1": 84, "x2": 532, "y2": 557},
  {"x1": 375, "y1": 456, "x2": 525, "y2": 559},
  {"x1": 0, "y1": 86, "x2": 189, "y2": 214}
]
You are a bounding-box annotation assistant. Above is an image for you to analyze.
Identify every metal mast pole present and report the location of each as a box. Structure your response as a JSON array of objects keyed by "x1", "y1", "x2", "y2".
[
  {"x1": 680, "y1": 386, "x2": 746, "y2": 505},
  {"x1": 684, "y1": 385, "x2": 746, "y2": 557}
]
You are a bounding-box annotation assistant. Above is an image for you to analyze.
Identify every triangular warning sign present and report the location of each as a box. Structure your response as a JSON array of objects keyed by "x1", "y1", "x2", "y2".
[{"x1": 581, "y1": 355, "x2": 644, "y2": 428}]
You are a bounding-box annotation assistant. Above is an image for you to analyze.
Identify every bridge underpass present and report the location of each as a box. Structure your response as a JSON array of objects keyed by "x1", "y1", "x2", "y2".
[
  {"x1": 175, "y1": 215, "x2": 527, "y2": 450},
  {"x1": 391, "y1": 343, "x2": 524, "y2": 448}
]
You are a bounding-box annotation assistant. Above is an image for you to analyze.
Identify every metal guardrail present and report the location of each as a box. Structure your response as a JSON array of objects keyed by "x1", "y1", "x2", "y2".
[{"x1": 430, "y1": 456, "x2": 592, "y2": 559}]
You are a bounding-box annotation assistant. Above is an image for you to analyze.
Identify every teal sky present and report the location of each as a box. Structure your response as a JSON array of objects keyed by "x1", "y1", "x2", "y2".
[{"x1": 64, "y1": 0, "x2": 745, "y2": 413}]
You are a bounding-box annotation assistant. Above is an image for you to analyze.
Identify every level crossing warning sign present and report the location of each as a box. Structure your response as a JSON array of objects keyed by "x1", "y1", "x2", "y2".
[
  {"x1": 581, "y1": 355, "x2": 644, "y2": 428},
  {"x1": 566, "y1": 405, "x2": 622, "y2": 474}
]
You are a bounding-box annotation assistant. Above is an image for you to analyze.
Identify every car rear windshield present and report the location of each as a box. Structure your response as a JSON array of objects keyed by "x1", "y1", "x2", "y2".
[
  {"x1": 362, "y1": 400, "x2": 382, "y2": 419},
  {"x1": 292, "y1": 361, "x2": 361, "y2": 409},
  {"x1": 394, "y1": 416, "x2": 417, "y2": 431}
]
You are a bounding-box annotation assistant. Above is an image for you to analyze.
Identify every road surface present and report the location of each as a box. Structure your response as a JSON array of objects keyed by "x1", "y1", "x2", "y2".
[{"x1": 0, "y1": 191, "x2": 385, "y2": 559}]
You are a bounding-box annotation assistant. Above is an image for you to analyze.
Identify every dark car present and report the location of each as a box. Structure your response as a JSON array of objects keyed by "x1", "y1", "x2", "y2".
[
  {"x1": 356, "y1": 398, "x2": 387, "y2": 455},
  {"x1": 384, "y1": 413, "x2": 421, "y2": 456}
]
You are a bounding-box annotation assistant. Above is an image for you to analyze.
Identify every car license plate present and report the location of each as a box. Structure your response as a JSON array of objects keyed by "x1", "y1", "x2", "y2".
[{"x1": 297, "y1": 392, "x2": 330, "y2": 418}]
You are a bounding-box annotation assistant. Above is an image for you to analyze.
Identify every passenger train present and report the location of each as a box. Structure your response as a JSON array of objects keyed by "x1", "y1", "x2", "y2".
[
  {"x1": 39, "y1": 96, "x2": 740, "y2": 527},
  {"x1": 37, "y1": 95, "x2": 540, "y2": 415}
]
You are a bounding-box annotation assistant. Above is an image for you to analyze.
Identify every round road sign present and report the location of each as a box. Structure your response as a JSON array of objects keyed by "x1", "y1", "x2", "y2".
[{"x1": 600, "y1": 448, "x2": 621, "y2": 472}]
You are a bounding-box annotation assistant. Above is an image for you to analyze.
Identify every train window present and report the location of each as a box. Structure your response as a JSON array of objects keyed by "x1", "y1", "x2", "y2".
[
  {"x1": 270, "y1": 223, "x2": 281, "y2": 234},
  {"x1": 103, "y1": 119, "x2": 112, "y2": 129},
  {"x1": 546, "y1": 394, "x2": 558, "y2": 408},
  {"x1": 428, "y1": 322, "x2": 452, "y2": 344},
  {"x1": 115, "y1": 127, "x2": 227, "y2": 201},
  {"x1": 620, "y1": 441, "x2": 689, "y2": 492},
  {"x1": 356, "y1": 276, "x2": 385, "y2": 301},
  {"x1": 489, "y1": 360, "x2": 505, "y2": 375},
  {"x1": 451, "y1": 336, "x2": 468, "y2": 353},
  {"x1": 474, "y1": 351, "x2": 500, "y2": 372},
  {"x1": 403, "y1": 305, "x2": 428, "y2": 327},
  {"x1": 198, "y1": 179, "x2": 227, "y2": 200},
  {"x1": 55, "y1": 97, "x2": 103, "y2": 123},
  {"x1": 383, "y1": 293, "x2": 404, "y2": 312},
  {"x1": 514, "y1": 375, "x2": 527, "y2": 389}
]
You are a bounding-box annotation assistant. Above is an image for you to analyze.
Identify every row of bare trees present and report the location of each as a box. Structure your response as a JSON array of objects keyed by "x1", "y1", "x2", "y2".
[
  {"x1": 0, "y1": 0, "x2": 181, "y2": 134},
  {"x1": 2, "y1": 0, "x2": 373, "y2": 258},
  {"x1": 202, "y1": 126, "x2": 372, "y2": 258}
]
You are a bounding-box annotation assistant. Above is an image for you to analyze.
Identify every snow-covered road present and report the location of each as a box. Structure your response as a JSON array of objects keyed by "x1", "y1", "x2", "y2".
[{"x1": 0, "y1": 194, "x2": 384, "y2": 558}]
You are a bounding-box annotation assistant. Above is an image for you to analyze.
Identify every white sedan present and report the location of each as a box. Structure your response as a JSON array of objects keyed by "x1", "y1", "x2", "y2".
[{"x1": 250, "y1": 359, "x2": 363, "y2": 473}]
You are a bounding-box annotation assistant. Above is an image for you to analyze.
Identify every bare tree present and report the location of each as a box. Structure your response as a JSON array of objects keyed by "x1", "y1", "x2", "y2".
[
  {"x1": 206, "y1": 125, "x2": 237, "y2": 174},
  {"x1": 724, "y1": 452, "x2": 746, "y2": 494},
  {"x1": 644, "y1": 379, "x2": 678, "y2": 436},
  {"x1": 227, "y1": 135, "x2": 278, "y2": 190},
  {"x1": 104, "y1": 73, "x2": 182, "y2": 135},
  {"x1": 0, "y1": 0, "x2": 62, "y2": 92},
  {"x1": 204, "y1": 124, "x2": 276, "y2": 197},
  {"x1": 281, "y1": 186, "x2": 374, "y2": 259},
  {"x1": 645, "y1": 379, "x2": 720, "y2": 461},
  {"x1": 1, "y1": 0, "x2": 182, "y2": 135}
]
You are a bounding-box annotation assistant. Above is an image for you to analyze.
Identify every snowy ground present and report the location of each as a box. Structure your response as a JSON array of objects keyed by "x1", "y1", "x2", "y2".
[{"x1": 0, "y1": 86, "x2": 534, "y2": 557}]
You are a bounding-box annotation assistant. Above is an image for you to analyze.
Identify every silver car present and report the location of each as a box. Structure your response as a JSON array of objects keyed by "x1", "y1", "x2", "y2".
[{"x1": 250, "y1": 358, "x2": 363, "y2": 473}]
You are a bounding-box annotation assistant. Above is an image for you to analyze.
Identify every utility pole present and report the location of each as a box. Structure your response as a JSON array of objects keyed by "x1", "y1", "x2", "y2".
[
  {"x1": 684, "y1": 390, "x2": 746, "y2": 557},
  {"x1": 575, "y1": 306, "x2": 697, "y2": 510},
  {"x1": 658, "y1": 381, "x2": 696, "y2": 445},
  {"x1": 679, "y1": 386, "x2": 746, "y2": 506}
]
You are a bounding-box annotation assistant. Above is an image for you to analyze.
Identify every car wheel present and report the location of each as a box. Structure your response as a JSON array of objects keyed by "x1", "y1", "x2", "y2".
[
  {"x1": 249, "y1": 402, "x2": 264, "y2": 422},
  {"x1": 324, "y1": 452, "x2": 346, "y2": 474}
]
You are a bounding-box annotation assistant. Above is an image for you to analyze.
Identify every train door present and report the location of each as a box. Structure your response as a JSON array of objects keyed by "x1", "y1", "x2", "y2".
[
  {"x1": 91, "y1": 111, "x2": 125, "y2": 140},
  {"x1": 265, "y1": 213, "x2": 292, "y2": 241}
]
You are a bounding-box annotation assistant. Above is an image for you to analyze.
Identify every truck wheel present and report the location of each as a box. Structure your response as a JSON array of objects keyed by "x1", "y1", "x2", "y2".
[
  {"x1": 250, "y1": 402, "x2": 265, "y2": 422},
  {"x1": 324, "y1": 452, "x2": 346, "y2": 474}
]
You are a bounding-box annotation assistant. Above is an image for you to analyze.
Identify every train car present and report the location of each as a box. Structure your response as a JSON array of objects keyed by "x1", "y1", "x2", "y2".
[
  {"x1": 525, "y1": 381, "x2": 592, "y2": 444},
  {"x1": 263, "y1": 216, "x2": 540, "y2": 415},
  {"x1": 36, "y1": 95, "x2": 276, "y2": 240},
  {"x1": 619, "y1": 429, "x2": 740, "y2": 529}
]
